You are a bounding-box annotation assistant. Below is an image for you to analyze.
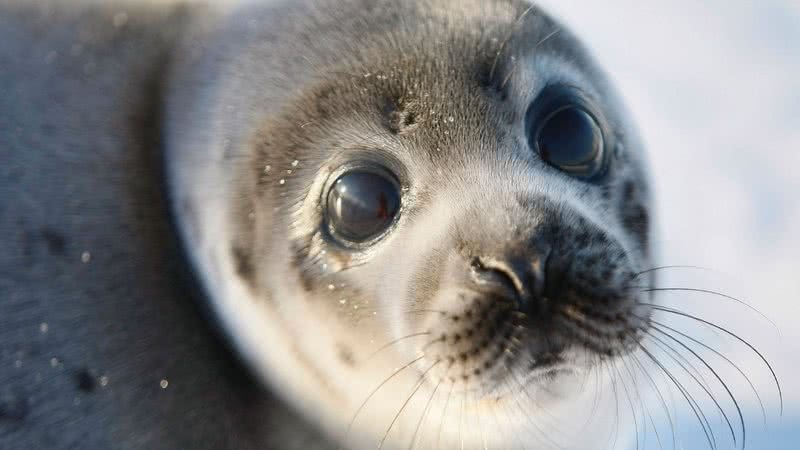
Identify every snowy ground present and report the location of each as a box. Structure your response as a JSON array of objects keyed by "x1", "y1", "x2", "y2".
[{"x1": 535, "y1": 0, "x2": 800, "y2": 448}]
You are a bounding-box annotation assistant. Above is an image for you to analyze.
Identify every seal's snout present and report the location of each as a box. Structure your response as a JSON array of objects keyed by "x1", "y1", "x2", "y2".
[{"x1": 415, "y1": 201, "x2": 649, "y2": 395}]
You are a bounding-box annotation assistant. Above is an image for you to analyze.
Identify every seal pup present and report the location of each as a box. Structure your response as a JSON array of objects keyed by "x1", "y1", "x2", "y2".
[
  {"x1": 1, "y1": 0, "x2": 716, "y2": 448},
  {"x1": 167, "y1": 0, "x2": 657, "y2": 448}
]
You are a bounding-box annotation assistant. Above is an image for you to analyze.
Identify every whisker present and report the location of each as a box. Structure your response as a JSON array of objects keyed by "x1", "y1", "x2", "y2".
[
  {"x1": 641, "y1": 287, "x2": 779, "y2": 334},
  {"x1": 632, "y1": 265, "x2": 711, "y2": 279},
  {"x1": 602, "y1": 359, "x2": 622, "y2": 450},
  {"x1": 408, "y1": 377, "x2": 442, "y2": 450},
  {"x1": 344, "y1": 354, "x2": 426, "y2": 446},
  {"x1": 630, "y1": 352, "x2": 677, "y2": 450},
  {"x1": 617, "y1": 354, "x2": 658, "y2": 450},
  {"x1": 367, "y1": 331, "x2": 431, "y2": 360},
  {"x1": 470, "y1": 387, "x2": 488, "y2": 450},
  {"x1": 489, "y1": 4, "x2": 536, "y2": 82},
  {"x1": 498, "y1": 342, "x2": 572, "y2": 448},
  {"x1": 650, "y1": 322, "x2": 751, "y2": 449},
  {"x1": 638, "y1": 343, "x2": 718, "y2": 450},
  {"x1": 645, "y1": 328, "x2": 738, "y2": 448},
  {"x1": 643, "y1": 303, "x2": 783, "y2": 415},
  {"x1": 504, "y1": 336, "x2": 574, "y2": 434},
  {"x1": 379, "y1": 360, "x2": 441, "y2": 450},
  {"x1": 651, "y1": 318, "x2": 768, "y2": 427},
  {"x1": 401, "y1": 309, "x2": 448, "y2": 316},
  {"x1": 610, "y1": 360, "x2": 641, "y2": 450},
  {"x1": 436, "y1": 381, "x2": 455, "y2": 450},
  {"x1": 501, "y1": 375, "x2": 561, "y2": 450},
  {"x1": 459, "y1": 384, "x2": 465, "y2": 450}
]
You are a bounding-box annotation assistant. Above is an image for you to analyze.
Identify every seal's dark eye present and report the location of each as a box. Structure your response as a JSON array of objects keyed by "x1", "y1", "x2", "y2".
[
  {"x1": 326, "y1": 170, "x2": 401, "y2": 243},
  {"x1": 527, "y1": 87, "x2": 607, "y2": 180}
]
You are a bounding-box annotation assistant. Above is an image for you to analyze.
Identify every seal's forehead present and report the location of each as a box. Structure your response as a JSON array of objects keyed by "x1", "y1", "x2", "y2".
[
  {"x1": 287, "y1": 0, "x2": 580, "y2": 79},
  {"x1": 246, "y1": 0, "x2": 631, "y2": 172}
]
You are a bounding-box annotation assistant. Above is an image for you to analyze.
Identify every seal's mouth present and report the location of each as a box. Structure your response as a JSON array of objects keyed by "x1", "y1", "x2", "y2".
[{"x1": 415, "y1": 281, "x2": 648, "y2": 399}]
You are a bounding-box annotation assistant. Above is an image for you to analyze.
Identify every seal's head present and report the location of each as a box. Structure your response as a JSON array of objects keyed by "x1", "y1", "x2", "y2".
[{"x1": 168, "y1": 0, "x2": 654, "y2": 448}]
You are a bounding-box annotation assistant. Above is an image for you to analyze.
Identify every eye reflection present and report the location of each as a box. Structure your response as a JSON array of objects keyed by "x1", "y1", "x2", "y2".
[{"x1": 326, "y1": 170, "x2": 400, "y2": 243}]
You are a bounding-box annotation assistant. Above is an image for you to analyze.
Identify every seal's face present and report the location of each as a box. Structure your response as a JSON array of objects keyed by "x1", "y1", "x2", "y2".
[{"x1": 220, "y1": 0, "x2": 653, "y2": 447}]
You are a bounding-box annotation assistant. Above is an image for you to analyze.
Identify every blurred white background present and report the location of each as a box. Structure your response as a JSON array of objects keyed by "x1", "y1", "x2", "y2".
[{"x1": 537, "y1": 0, "x2": 799, "y2": 448}]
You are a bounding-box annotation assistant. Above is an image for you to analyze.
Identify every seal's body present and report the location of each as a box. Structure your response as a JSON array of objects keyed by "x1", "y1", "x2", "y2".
[
  {"x1": 1, "y1": 1, "x2": 654, "y2": 449},
  {"x1": 1, "y1": 2, "x2": 328, "y2": 448}
]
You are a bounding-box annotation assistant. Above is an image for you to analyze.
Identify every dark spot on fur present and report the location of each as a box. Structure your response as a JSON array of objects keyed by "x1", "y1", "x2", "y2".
[
  {"x1": 601, "y1": 185, "x2": 613, "y2": 201},
  {"x1": 40, "y1": 228, "x2": 67, "y2": 255},
  {"x1": 232, "y1": 245, "x2": 254, "y2": 283},
  {"x1": 0, "y1": 393, "x2": 29, "y2": 422},
  {"x1": 314, "y1": 85, "x2": 337, "y2": 120},
  {"x1": 383, "y1": 98, "x2": 419, "y2": 135},
  {"x1": 623, "y1": 181, "x2": 636, "y2": 202},
  {"x1": 622, "y1": 203, "x2": 650, "y2": 249},
  {"x1": 75, "y1": 368, "x2": 96, "y2": 393},
  {"x1": 337, "y1": 343, "x2": 355, "y2": 367},
  {"x1": 476, "y1": 55, "x2": 510, "y2": 102}
]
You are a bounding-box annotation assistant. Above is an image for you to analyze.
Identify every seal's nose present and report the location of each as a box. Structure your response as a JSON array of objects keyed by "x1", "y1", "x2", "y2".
[{"x1": 469, "y1": 248, "x2": 551, "y2": 314}]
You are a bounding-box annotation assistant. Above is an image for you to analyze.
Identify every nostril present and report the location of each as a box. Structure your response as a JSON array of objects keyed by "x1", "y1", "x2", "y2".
[{"x1": 470, "y1": 257, "x2": 532, "y2": 307}]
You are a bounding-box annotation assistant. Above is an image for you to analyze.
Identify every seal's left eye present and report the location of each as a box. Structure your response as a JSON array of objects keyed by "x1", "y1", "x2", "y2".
[
  {"x1": 326, "y1": 170, "x2": 401, "y2": 243},
  {"x1": 536, "y1": 106, "x2": 603, "y2": 178},
  {"x1": 526, "y1": 86, "x2": 607, "y2": 180}
]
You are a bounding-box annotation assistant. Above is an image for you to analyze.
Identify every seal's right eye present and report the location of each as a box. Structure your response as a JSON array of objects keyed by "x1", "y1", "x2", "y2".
[{"x1": 326, "y1": 169, "x2": 401, "y2": 244}]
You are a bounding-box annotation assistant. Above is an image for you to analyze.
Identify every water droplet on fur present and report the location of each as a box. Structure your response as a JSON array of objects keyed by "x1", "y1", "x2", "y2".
[
  {"x1": 81, "y1": 251, "x2": 91, "y2": 263},
  {"x1": 14, "y1": 360, "x2": 22, "y2": 368},
  {"x1": 99, "y1": 376, "x2": 109, "y2": 387},
  {"x1": 447, "y1": 116, "x2": 454, "y2": 123},
  {"x1": 278, "y1": 179, "x2": 285, "y2": 185},
  {"x1": 286, "y1": 169, "x2": 292, "y2": 175},
  {"x1": 50, "y1": 357, "x2": 60, "y2": 368},
  {"x1": 291, "y1": 160, "x2": 299, "y2": 167},
  {"x1": 328, "y1": 284, "x2": 336, "y2": 291},
  {"x1": 263, "y1": 165, "x2": 272, "y2": 173},
  {"x1": 39, "y1": 323, "x2": 48, "y2": 333},
  {"x1": 160, "y1": 379, "x2": 169, "y2": 389},
  {"x1": 339, "y1": 299, "x2": 347, "y2": 305}
]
